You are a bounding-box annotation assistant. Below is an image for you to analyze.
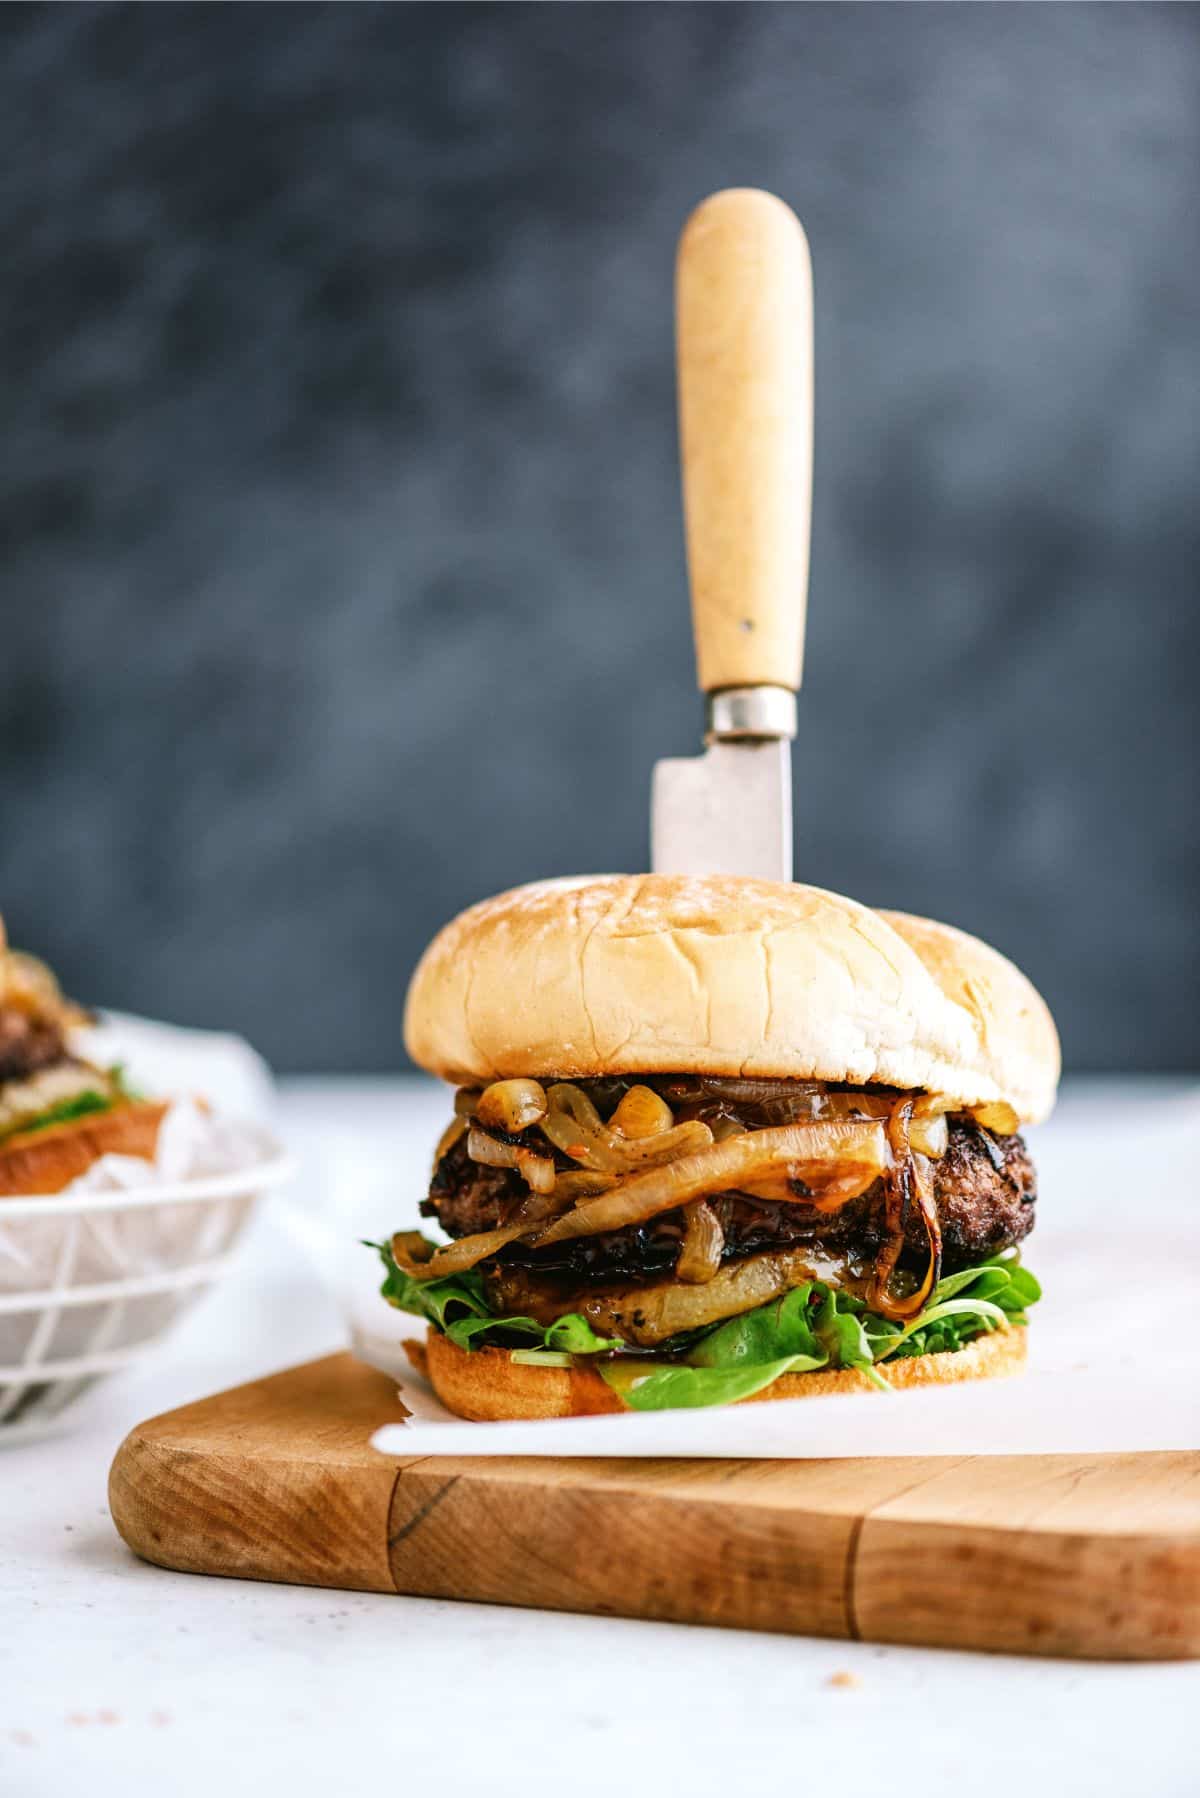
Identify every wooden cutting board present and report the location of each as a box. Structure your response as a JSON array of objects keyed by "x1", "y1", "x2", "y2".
[{"x1": 108, "y1": 1351, "x2": 1200, "y2": 1660}]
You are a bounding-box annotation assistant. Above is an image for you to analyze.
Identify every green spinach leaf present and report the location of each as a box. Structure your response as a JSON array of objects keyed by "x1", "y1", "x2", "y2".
[
  {"x1": 0, "y1": 1088, "x2": 115, "y2": 1146},
  {"x1": 599, "y1": 1354, "x2": 828, "y2": 1411},
  {"x1": 368, "y1": 1236, "x2": 1040, "y2": 1414}
]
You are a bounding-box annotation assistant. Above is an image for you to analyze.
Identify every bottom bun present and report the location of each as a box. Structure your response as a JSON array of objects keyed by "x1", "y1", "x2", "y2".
[
  {"x1": 419, "y1": 1322, "x2": 1028, "y2": 1421},
  {"x1": 0, "y1": 1100, "x2": 170, "y2": 1197}
]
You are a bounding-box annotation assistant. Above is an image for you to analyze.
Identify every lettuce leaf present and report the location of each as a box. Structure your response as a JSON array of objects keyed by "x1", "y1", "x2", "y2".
[
  {"x1": 686, "y1": 1284, "x2": 823, "y2": 1367},
  {"x1": 0, "y1": 1088, "x2": 116, "y2": 1145},
  {"x1": 369, "y1": 1236, "x2": 1039, "y2": 1412},
  {"x1": 370, "y1": 1240, "x2": 622, "y2": 1355},
  {"x1": 600, "y1": 1355, "x2": 828, "y2": 1410},
  {"x1": 874, "y1": 1250, "x2": 1040, "y2": 1362},
  {"x1": 0, "y1": 1061, "x2": 140, "y2": 1148},
  {"x1": 603, "y1": 1253, "x2": 1036, "y2": 1409}
]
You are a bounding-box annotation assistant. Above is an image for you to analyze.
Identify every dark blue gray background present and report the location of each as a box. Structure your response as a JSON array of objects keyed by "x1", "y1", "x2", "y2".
[{"x1": 1, "y1": 3, "x2": 1196, "y2": 1073}]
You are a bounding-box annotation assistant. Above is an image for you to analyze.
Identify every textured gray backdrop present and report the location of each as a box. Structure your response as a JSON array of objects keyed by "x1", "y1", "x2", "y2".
[{"x1": 1, "y1": 3, "x2": 1197, "y2": 1073}]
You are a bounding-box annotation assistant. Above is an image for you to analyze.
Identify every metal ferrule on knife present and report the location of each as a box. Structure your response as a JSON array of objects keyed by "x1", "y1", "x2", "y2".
[{"x1": 706, "y1": 686, "x2": 798, "y2": 743}]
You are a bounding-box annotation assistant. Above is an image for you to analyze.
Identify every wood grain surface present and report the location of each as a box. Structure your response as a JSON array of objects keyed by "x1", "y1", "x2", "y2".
[
  {"x1": 109, "y1": 1353, "x2": 1200, "y2": 1660},
  {"x1": 676, "y1": 187, "x2": 813, "y2": 693}
]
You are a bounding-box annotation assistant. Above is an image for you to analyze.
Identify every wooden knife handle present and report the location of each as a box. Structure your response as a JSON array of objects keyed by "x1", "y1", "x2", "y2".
[{"x1": 676, "y1": 188, "x2": 813, "y2": 694}]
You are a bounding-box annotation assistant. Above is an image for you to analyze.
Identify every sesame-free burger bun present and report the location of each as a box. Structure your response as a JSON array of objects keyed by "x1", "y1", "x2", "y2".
[
  {"x1": 415, "y1": 1322, "x2": 1028, "y2": 1421},
  {"x1": 404, "y1": 875, "x2": 1059, "y2": 1125},
  {"x1": 0, "y1": 1100, "x2": 169, "y2": 1197}
]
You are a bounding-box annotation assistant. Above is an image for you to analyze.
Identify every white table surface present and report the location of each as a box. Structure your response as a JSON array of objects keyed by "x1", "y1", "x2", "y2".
[{"x1": 2, "y1": 1075, "x2": 1198, "y2": 1798}]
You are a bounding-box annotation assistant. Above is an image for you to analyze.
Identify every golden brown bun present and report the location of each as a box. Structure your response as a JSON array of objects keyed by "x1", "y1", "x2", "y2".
[
  {"x1": 404, "y1": 875, "x2": 1059, "y2": 1123},
  {"x1": 0, "y1": 1100, "x2": 169, "y2": 1197},
  {"x1": 420, "y1": 1324, "x2": 1027, "y2": 1420}
]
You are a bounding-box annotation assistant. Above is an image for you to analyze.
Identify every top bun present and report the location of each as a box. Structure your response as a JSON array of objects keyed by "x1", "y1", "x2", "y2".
[{"x1": 404, "y1": 876, "x2": 1060, "y2": 1124}]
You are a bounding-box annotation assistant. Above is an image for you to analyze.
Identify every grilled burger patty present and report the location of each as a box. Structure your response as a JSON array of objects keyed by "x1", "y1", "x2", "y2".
[
  {"x1": 421, "y1": 1090, "x2": 1036, "y2": 1284},
  {"x1": 0, "y1": 1007, "x2": 66, "y2": 1083}
]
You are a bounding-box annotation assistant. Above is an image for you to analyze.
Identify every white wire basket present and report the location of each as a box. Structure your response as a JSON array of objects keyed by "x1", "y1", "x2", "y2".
[{"x1": 0, "y1": 1131, "x2": 292, "y2": 1437}]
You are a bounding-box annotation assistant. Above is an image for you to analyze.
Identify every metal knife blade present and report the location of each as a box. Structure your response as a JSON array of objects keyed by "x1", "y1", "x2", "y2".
[{"x1": 651, "y1": 736, "x2": 792, "y2": 881}]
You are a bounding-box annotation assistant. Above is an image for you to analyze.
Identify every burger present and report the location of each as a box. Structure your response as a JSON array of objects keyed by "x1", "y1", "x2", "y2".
[
  {"x1": 0, "y1": 920, "x2": 166, "y2": 1195},
  {"x1": 374, "y1": 875, "x2": 1058, "y2": 1418}
]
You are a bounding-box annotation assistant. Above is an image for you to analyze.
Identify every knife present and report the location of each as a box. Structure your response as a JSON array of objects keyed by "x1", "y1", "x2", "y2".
[{"x1": 651, "y1": 188, "x2": 813, "y2": 883}]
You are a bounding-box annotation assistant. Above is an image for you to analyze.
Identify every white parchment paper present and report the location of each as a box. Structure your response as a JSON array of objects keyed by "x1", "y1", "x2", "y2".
[{"x1": 361, "y1": 1084, "x2": 1200, "y2": 1459}]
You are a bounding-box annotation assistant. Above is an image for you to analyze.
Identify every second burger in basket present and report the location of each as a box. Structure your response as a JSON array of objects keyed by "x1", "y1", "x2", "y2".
[{"x1": 0, "y1": 920, "x2": 167, "y2": 1197}]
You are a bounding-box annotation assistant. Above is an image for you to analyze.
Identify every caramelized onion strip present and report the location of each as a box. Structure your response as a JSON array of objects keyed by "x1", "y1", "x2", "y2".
[
  {"x1": 867, "y1": 1099, "x2": 943, "y2": 1321},
  {"x1": 908, "y1": 1110, "x2": 948, "y2": 1158},
  {"x1": 476, "y1": 1079, "x2": 548, "y2": 1134},
  {"x1": 529, "y1": 1120, "x2": 889, "y2": 1249},
  {"x1": 467, "y1": 1126, "x2": 556, "y2": 1195},
  {"x1": 676, "y1": 1200, "x2": 725, "y2": 1284},
  {"x1": 608, "y1": 1084, "x2": 674, "y2": 1140},
  {"x1": 822, "y1": 1090, "x2": 892, "y2": 1114},
  {"x1": 541, "y1": 1083, "x2": 713, "y2": 1172},
  {"x1": 554, "y1": 1170, "x2": 619, "y2": 1200},
  {"x1": 485, "y1": 1245, "x2": 848, "y2": 1349},
  {"x1": 431, "y1": 1114, "x2": 467, "y2": 1171},
  {"x1": 868, "y1": 1154, "x2": 941, "y2": 1322},
  {"x1": 969, "y1": 1101, "x2": 1020, "y2": 1136},
  {"x1": 663, "y1": 1076, "x2": 823, "y2": 1107},
  {"x1": 389, "y1": 1222, "x2": 534, "y2": 1281}
]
